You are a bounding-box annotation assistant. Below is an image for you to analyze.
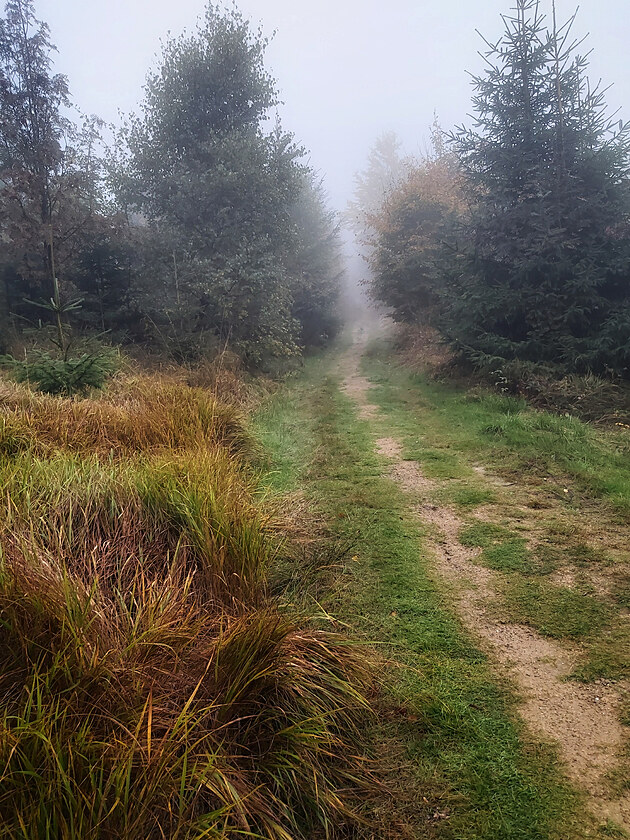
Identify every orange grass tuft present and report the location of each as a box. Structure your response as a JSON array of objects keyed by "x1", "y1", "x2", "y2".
[
  {"x1": 0, "y1": 374, "x2": 252, "y2": 458},
  {"x1": 0, "y1": 371, "x2": 374, "y2": 839}
]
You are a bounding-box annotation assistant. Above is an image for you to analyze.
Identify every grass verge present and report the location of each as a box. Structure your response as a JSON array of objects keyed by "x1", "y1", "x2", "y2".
[
  {"x1": 0, "y1": 371, "x2": 373, "y2": 840},
  {"x1": 361, "y1": 341, "x2": 630, "y2": 686},
  {"x1": 361, "y1": 340, "x2": 630, "y2": 515}
]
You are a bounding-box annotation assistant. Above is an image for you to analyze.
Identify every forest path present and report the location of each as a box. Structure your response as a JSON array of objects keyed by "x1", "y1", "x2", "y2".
[{"x1": 338, "y1": 327, "x2": 630, "y2": 834}]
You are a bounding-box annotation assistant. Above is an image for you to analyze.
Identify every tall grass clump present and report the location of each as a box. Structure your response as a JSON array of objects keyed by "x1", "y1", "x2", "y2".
[
  {"x1": 2, "y1": 451, "x2": 271, "y2": 605},
  {"x1": 0, "y1": 374, "x2": 372, "y2": 839},
  {"x1": 0, "y1": 374, "x2": 251, "y2": 457}
]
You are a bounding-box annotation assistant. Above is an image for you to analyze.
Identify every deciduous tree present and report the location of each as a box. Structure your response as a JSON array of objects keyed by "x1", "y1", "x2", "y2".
[
  {"x1": 367, "y1": 122, "x2": 464, "y2": 323},
  {"x1": 0, "y1": 0, "x2": 105, "y2": 351},
  {"x1": 117, "y1": 4, "x2": 317, "y2": 364}
]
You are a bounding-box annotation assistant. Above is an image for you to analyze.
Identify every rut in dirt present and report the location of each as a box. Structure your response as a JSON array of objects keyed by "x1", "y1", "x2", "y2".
[{"x1": 339, "y1": 332, "x2": 630, "y2": 833}]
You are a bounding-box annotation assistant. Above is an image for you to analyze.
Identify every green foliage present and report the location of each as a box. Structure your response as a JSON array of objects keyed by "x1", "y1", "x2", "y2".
[
  {"x1": 290, "y1": 178, "x2": 343, "y2": 347},
  {"x1": 346, "y1": 130, "x2": 408, "y2": 240},
  {"x1": 369, "y1": 191, "x2": 452, "y2": 321},
  {"x1": 4, "y1": 348, "x2": 118, "y2": 396},
  {"x1": 0, "y1": 1, "x2": 341, "y2": 366},
  {"x1": 447, "y1": 0, "x2": 630, "y2": 376},
  {"x1": 365, "y1": 2, "x2": 630, "y2": 380},
  {"x1": 0, "y1": 1, "x2": 108, "y2": 338},
  {"x1": 115, "y1": 4, "x2": 341, "y2": 366},
  {"x1": 68, "y1": 224, "x2": 139, "y2": 338}
]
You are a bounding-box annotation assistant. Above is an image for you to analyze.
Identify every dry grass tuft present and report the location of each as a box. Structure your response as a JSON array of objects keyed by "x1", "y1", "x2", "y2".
[
  {"x1": 185, "y1": 351, "x2": 259, "y2": 407},
  {"x1": 396, "y1": 323, "x2": 455, "y2": 374},
  {"x1": 0, "y1": 370, "x2": 374, "y2": 839},
  {"x1": 0, "y1": 374, "x2": 251, "y2": 458}
]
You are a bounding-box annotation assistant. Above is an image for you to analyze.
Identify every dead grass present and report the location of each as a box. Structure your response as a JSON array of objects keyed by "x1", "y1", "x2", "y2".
[
  {"x1": 0, "y1": 370, "x2": 374, "y2": 839},
  {"x1": 396, "y1": 323, "x2": 455, "y2": 374},
  {"x1": 0, "y1": 374, "x2": 251, "y2": 458}
]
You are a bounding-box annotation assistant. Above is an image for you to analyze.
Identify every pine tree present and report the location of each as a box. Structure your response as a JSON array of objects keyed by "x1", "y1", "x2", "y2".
[
  {"x1": 448, "y1": 0, "x2": 630, "y2": 376},
  {"x1": 0, "y1": 1, "x2": 107, "y2": 351}
]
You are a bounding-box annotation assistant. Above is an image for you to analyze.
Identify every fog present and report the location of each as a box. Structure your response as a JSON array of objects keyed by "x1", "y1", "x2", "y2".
[{"x1": 36, "y1": 0, "x2": 630, "y2": 215}]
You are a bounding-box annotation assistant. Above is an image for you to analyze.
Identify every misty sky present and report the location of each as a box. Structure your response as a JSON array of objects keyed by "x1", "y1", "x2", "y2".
[{"x1": 36, "y1": 0, "x2": 630, "y2": 212}]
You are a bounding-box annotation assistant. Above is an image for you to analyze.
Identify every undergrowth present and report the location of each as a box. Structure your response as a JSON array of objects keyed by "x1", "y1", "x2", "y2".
[
  {"x1": 0, "y1": 371, "x2": 372, "y2": 839},
  {"x1": 396, "y1": 324, "x2": 630, "y2": 425}
]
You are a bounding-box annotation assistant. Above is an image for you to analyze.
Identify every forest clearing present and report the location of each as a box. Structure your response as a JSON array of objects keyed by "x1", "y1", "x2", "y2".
[{"x1": 1, "y1": 322, "x2": 629, "y2": 837}]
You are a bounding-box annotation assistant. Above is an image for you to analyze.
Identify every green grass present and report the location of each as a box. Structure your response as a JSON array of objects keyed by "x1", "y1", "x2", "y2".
[
  {"x1": 459, "y1": 522, "x2": 536, "y2": 573},
  {"x1": 450, "y1": 486, "x2": 496, "y2": 508},
  {"x1": 503, "y1": 579, "x2": 613, "y2": 639},
  {"x1": 459, "y1": 521, "x2": 511, "y2": 548},
  {"x1": 358, "y1": 340, "x2": 630, "y2": 689},
  {"x1": 496, "y1": 567, "x2": 630, "y2": 683},
  {"x1": 252, "y1": 386, "x2": 313, "y2": 494},
  {"x1": 255, "y1": 355, "x2": 593, "y2": 840},
  {"x1": 573, "y1": 623, "x2": 630, "y2": 682},
  {"x1": 361, "y1": 341, "x2": 630, "y2": 514},
  {"x1": 482, "y1": 538, "x2": 531, "y2": 572}
]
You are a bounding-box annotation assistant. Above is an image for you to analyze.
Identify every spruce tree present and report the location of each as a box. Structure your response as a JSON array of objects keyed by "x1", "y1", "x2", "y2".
[{"x1": 448, "y1": 0, "x2": 630, "y2": 376}]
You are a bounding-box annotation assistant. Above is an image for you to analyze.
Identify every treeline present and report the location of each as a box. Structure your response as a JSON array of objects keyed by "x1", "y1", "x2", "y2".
[
  {"x1": 360, "y1": 0, "x2": 630, "y2": 381},
  {"x1": 0, "y1": 0, "x2": 342, "y2": 371}
]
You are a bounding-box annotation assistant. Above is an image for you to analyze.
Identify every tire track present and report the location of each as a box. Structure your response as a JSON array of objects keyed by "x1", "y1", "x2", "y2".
[{"x1": 340, "y1": 332, "x2": 630, "y2": 832}]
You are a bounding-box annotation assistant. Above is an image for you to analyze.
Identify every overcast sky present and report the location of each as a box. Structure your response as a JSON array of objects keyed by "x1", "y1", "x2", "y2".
[{"x1": 35, "y1": 0, "x2": 630, "y2": 212}]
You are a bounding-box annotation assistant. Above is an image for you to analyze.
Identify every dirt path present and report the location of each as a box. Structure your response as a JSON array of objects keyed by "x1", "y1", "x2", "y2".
[{"x1": 339, "y1": 331, "x2": 630, "y2": 832}]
